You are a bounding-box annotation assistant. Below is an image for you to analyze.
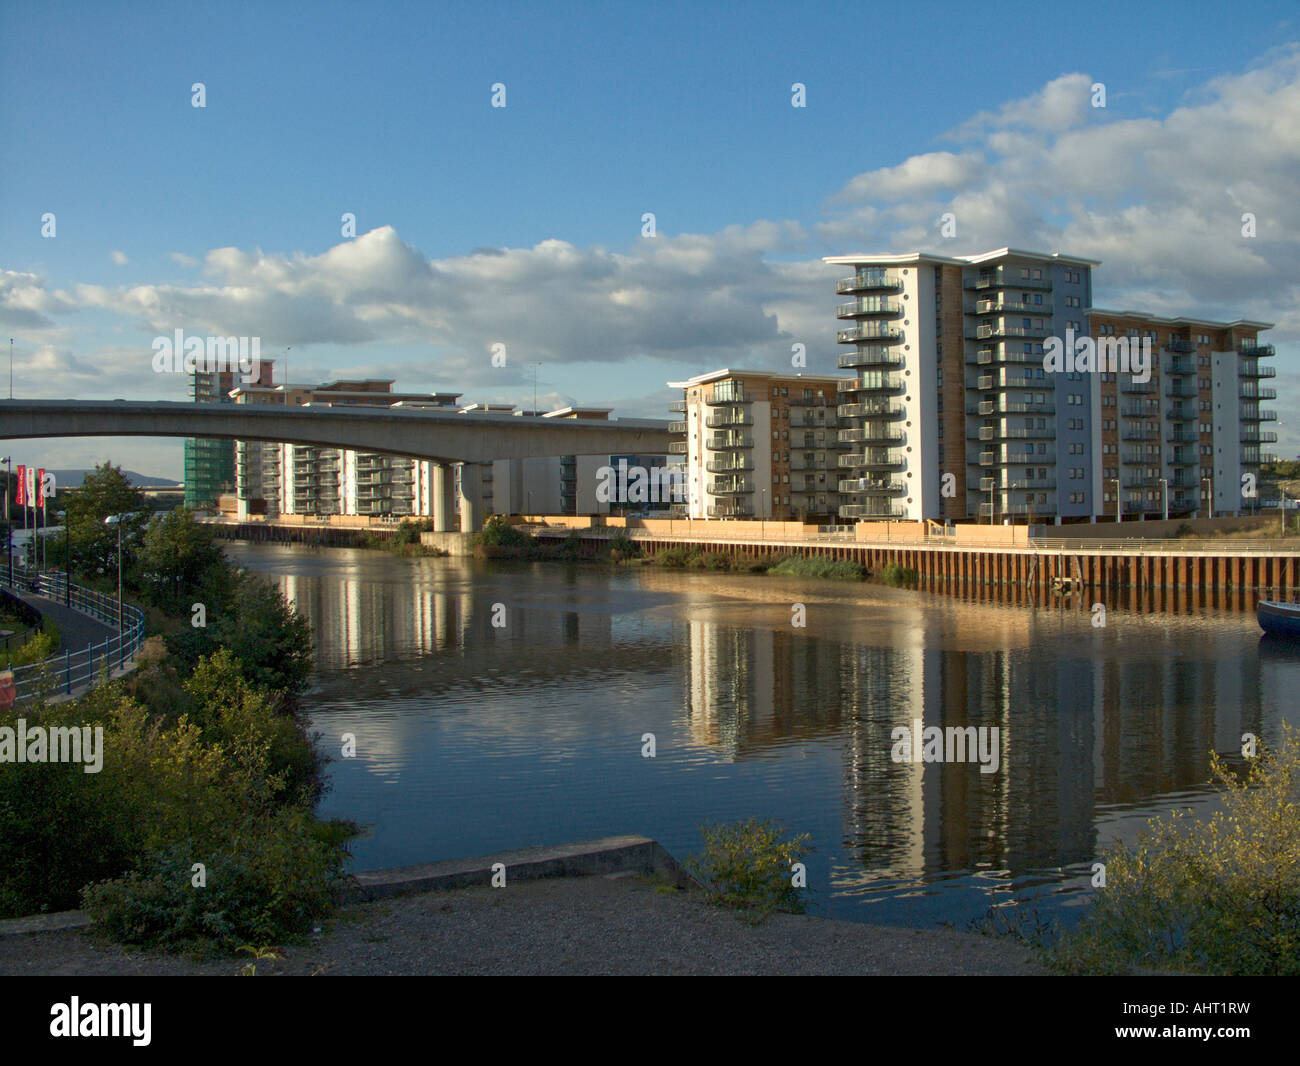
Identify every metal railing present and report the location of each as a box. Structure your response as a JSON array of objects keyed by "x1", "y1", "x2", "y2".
[{"x1": 2, "y1": 569, "x2": 147, "y2": 706}]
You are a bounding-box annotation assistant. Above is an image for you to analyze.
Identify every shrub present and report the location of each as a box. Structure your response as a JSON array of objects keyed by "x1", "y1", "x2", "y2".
[
  {"x1": 655, "y1": 546, "x2": 693, "y2": 568},
  {"x1": 769, "y1": 556, "x2": 866, "y2": 581},
  {"x1": 1053, "y1": 725, "x2": 1300, "y2": 975},
  {"x1": 11, "y1": 621, "x2": 61, "y2": 666},
  {"x1": 698, "y1": 551, "x2": 732, "y2": 571},
  {"x1": 81, "y1": 809, "x2": 351, "y2": 954},
  {"x1": 608, "y1": 532, "x2": 638, "y2": 559},
  {"x1": 876, "y1": 562, "x2": 919, "y2": 587},
  {"x1": 685, "y1": 818, "x2": 813, "y2": 921}
]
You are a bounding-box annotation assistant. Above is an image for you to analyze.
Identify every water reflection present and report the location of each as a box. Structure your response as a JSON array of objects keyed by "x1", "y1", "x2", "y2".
[{"x1": 224, "y1": 543, "x2": 1294, "y2": 927}]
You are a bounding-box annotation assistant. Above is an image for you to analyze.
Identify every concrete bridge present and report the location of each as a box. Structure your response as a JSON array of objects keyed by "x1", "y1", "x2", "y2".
[
  {"x1": 0, "y1": 400, "x2": 672, "y2": 463},
  {"x1": 0, "y1": 399, "x2": 674, "y2": 531}
]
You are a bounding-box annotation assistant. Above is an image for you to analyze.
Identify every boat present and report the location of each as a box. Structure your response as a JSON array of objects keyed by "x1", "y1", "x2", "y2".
[{"x1": 1256, "y1": 598, "x2": 1300, "y2": 637}]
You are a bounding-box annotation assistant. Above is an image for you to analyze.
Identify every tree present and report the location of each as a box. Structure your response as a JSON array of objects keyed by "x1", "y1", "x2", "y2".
[
  {"x1": 65, "y1": 464, "x2": 148, "y2": 579},
  {"x1": 137, "y1": 508, "x2": 227, "y2": 611}
]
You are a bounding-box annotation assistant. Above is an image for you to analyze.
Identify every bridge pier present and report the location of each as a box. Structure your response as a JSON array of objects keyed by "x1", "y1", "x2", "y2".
[
  {"x1": 458, "y1": 462, "x2": 484, "y2": 533},
  {"x1": 433, "y1": 463, "x2": 455, "y2": 532}
]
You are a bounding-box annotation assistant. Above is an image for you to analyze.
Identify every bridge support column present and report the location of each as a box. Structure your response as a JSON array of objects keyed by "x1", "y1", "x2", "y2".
[
  {"x1": 458, "y1": 462, "x2": 484, "y2": 533},
  {"x1": 433, "y1": 463, "x2": 455, "y2": 532}
]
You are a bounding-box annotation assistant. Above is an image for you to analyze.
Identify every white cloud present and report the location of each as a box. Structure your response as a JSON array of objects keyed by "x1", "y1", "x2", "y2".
[{"x1": 111, "y1": 251, "x2": 129, "y2": 266}]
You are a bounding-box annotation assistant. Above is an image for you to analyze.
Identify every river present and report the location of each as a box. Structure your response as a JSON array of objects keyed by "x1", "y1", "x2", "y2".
[{"x1": 224, "y1": 541, "x2": 1296, "y2": 930}]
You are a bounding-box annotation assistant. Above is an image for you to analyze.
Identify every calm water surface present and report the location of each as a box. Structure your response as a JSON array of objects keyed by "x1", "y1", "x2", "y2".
[{"x1": 225, "y1": 542, "x2": 1296, "y2": 929}]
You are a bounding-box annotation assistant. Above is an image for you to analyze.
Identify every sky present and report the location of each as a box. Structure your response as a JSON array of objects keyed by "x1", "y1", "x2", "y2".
[{"x1": 2, "y1": 0, "x2": 1299, "y2": 481}]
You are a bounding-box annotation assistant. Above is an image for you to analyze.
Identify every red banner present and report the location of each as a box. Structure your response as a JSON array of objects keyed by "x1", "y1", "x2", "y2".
[
  {"x1": 14, "y1": 464, "x2": 24, "y2": 507},
  {"x1": 36, "y1": 467, "x2": 44, "y2": 508}
]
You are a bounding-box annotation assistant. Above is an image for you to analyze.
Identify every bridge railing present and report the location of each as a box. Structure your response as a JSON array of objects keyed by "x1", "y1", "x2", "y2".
[{"x1": 1, "y1": 567, "x2": 147, "y2": 706}]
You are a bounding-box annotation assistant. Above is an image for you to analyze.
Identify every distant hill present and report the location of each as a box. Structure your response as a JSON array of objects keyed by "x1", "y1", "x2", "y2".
[{"x1": 45, "y1": 469, "x2": 182, "y2": 490}]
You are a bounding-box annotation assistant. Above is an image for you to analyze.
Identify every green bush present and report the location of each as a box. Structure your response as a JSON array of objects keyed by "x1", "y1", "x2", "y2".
[
  {"x1": 655, "y1": 546, "x2": 694, "y2": 568},
  {"x1": 608, "y1": 532, "x2": 638, "y2": 559},
  {"x1": 876, "y1": 562, "x2": 919, "y2": 587},
  {"x1": 81, "y1": 809, "x2": 350, "y2": 954},
  {"x1": 685, "y1": 818, "x2": 813, "y2": 921},
  {"x1": 697, "y1": 551, "x2": 732, "y2": 571},
  {"x1": 11, "y1": 621, "x2": 61, "y2": 666},
  {"x1": 768, "y1": 556, "x2": 866, "y2": 581},
  {"x1": 1053, "y1": 726, "x2": 1300, "y2": 975}
]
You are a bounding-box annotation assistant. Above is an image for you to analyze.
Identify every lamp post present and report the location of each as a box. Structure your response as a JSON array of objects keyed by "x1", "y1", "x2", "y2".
[
  {"x1": 1, "y1": 456, "x2": 8, "y2": 587},
  {"x1": 1111, "y1": 478, "x2": 1121, "y2": 523},
  {"x1": 104, "y1": 514, "x2": 125, "y2": 636},
  {"x1": 1160, "y1": 477, "x2": 1168, "y2": 522},
  {"x1": 1202, "y1": 476, "x2": 1213, "y2": 521}
]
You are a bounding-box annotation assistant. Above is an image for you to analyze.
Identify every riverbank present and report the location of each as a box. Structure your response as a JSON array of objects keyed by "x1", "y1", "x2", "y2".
[{"x1": 0, "y1": 874, "x2": 1048, "y2": 976}]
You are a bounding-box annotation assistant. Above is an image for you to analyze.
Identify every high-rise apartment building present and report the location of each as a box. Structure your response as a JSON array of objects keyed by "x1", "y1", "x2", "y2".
[
  {"x1": 823, "y1": 248, "x2": 1276, "y2": 523},
  {"x1": 666, "y1": 369, "x2": 847, "y2": 520},
  {"x1": 185, "y1": 359, "x2": 275, "y2": 509}
]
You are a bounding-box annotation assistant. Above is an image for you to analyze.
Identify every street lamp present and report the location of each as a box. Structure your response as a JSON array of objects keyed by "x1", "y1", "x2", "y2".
[
  {"x1": 1, "y1": 456, "x2": 9, "y2": 586},
  {"x1": 1160, "y1": 477, "x2": 1168, "y2": 522},
  {"x1": 1111, "y1": 478, "x2": 1121, "y2": 523},
  {"x1": 1202, "y1": 476, "x2": 1213, "y2": 521},
  {"x1": 104, "y1": 513, "x2": 126, "y2": 636}
]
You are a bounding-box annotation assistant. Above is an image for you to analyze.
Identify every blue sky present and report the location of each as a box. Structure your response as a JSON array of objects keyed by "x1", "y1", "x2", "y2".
[{"x1": 3, "y1": 0, "x2": 1299, "y2": 479}]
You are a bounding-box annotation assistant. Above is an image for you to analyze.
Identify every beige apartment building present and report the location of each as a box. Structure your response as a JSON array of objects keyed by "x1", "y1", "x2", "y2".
[
  {"x1": 824, "y1": 248, "x2": 1277, "y2": 524},
  {"x1": 666, "y1": 369, "x2": 847, "y2": 521}
]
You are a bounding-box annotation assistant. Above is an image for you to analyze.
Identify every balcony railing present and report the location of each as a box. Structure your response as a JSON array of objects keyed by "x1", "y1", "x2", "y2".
[
  {"x1": 667, "y1": 420, "x2": 687, "y2": 434},
  {"x1": 839, "y1": 503, "x2": 905, "y2": 519},
  {"x1": 838, "y1": 478, "x2": 906, "y2": 496},
  {"x1": 704, "y1": 411, "x2": 752, "y2": 428},
  {"x1": 708, "y1": 479, "x2": 752, "y2": 495},
  {"x1": 837, "y1": 350, "x2": 905, "y2": 370},
  {"x1": 837, "y1": 401, "x2": 905, "y2": 419},
  {"x1": 706, "y1": 458, "x2": 753, "y2": 473},
  {"x1": 839, "y1": 427, "x2": 904, "y2": 445},
  {"x1": 1239, "y1": 344, "x2": 1275, "y2": 358},
  {"x1": 836, "y1": 298, "x2": 902, "y2": 318},
  {"x1": 1164, "y1": 338, "x2": 1196, "y2": 353},
  {"x1": 707, "y1": 502, "x2": 753, "y2": 518},
  {"x1": 835, "y1": 271, "x2": 902, "y2": 294},
  {"x1": 837, "y1": 325, "x2": 902, "y2": 344},
  {"x1": 706, "y1": 433, "x2": 754, "y2": 450}
]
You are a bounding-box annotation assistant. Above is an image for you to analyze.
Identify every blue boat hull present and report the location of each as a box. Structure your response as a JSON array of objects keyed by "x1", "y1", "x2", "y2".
[{"x1": 1257, "y1": 601, "x2": 1300, "y2": 637}]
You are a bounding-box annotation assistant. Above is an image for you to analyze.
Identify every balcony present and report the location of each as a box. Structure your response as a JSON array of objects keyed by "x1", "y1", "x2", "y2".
[
  {"x1": 1239, "y1": 344, "x2": 1275, "y2": 358},
  {"x1": 668, "y1": 442, "x2": 687, "y2": 454},
  {"x1": 968, "y1": 273, "x2": 1053, "y2": 292},
  {"x1": 838, "y1": 374, "x2": 906, "y2": 395},
  {"x1": 705, "y1": 391, "x2": 752, "y2": 406},
  {"x1": 837, "y1": 401, "x2": 905, "y2": 420},
  {"x1": 977, "y1": 373, "x2": 1038, "y2": 390},
  {"x1": 837, "y1": 325, "x2": 902, "y2": 344},
  {"x1": 1164, "y1": 338, "x2": 1196, "y2": 354},
  {"x1": 836, "y1": 298, "x2": 902, "y2": 318},
  {"x1": 668, "y1": 400, "x2": 687, "y2": 413},
  {"x1": 849, "y1": 450, "x2": 907, "y2": 470},
  {"x1": 837, "y1": 350, "x2": 905, "y2": 370},
  {"x1": 1121, "y1": 403, "x2": 1159, "y2": 419},
  {"x1": 1166, "y1": 430, "x2": 1196, "y2": 444},
  {"x1": 971, "y1": 324, "x2": 1051, "y2": 341},
  {"x1": 839, "y1": 427, "x2": 904, "y2": 445},
  {"x1": 1119, "y1": 380, "x2": 1156, "y2": 395},
  {"x1": 1121, "y1": 427, "x2": 1161, "y2": 441},
  {"x1": 705, "y1": 410, "x2": 753, "y2": 428},
  {"x1": 838, "y1": 478, "x2": 906, "y2": 496},
  {"x1": 667, "y1": 420, "x2": 687, "y2": 434},
  {"x1": 972, "y1": 297, "x2": 1050, "y2": 315},
  {"x1": 1165, "y1": 357, "x2": 1195, "y2": 375},
  {"x1": 835, "y1": 270, "x2": 902, "y2": 294},
  {"x1": 1243, "y1": 430, "x2": 1280, "y2": 444},
  {"x1": 1164, "y1": 383, "x2": 1195, "y2": 399},
  {"x1": 706, "y1": 433, "x2": 754, "y2": 450},
  {"x1": 978, "y1": 399, "x2": 1055, "y2": 415},
  {"x1": 707, "y1": 502, "x2": 754, "y2": 518},
  {"x1": 1165, "y1": 407, "x2": 1193, "y2": 421},
  {"x1": 708, "y1": 478, "x2": 752, "y2": 495},
  {"x1": 839, "y1": 503, "x2": 904, "y2": 519}
]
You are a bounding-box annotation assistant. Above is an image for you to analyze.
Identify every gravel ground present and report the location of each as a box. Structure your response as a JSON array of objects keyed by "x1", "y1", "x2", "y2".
[{"x1": 0, "y1": 873, "x2": 1049, "y2": 976}]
